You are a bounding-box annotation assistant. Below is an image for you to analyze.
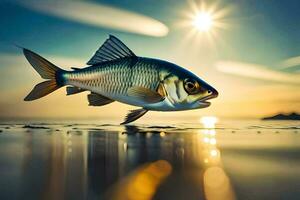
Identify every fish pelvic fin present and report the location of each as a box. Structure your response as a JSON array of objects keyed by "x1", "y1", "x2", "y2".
[
  {"x1": 23, "y1": 48, "x2": 65, "y2": 101},
  {"x1": 87, "y1": 92, "x2": 114, "y2": 106},
  {"x1": 66, "y1": 86, "x2": 86, "y2": 95},
  {"x1": 121, "y1": 109, "x2": 148, "y2": 125}
]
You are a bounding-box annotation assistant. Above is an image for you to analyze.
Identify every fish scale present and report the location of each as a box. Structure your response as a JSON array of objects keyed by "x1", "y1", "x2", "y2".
[{"x1": 64, "y1": 57, "x2": 160, "y2": 102}]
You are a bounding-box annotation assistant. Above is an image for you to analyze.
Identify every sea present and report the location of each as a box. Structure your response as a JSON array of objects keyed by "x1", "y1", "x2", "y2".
[{"x1": 0, "y1": 119, "x2": 299, "y2": 200}]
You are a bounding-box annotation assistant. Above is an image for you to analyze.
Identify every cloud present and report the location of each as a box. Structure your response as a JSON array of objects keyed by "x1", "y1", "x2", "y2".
[
  {"x1": 17, "y1": 0, "x2": 168, "y2": 37},
  {"x1": 215, "y1": 60, "x2": 300, "y2": 84},
  {"x1": 279, "y1": 56, "x2": 300, "y2": 72}
]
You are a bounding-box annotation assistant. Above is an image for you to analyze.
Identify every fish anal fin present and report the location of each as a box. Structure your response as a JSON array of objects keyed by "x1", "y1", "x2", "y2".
[
  {"x1": 66, "y1": 86, "x2": 86, "y2": 95},
  {"x1": 87, "y1": 35, "x2": 136, "y2": 66},
  {"x1": 88, "y1": 93, "x2": 114, "y2": 106},
  {"x1": 121, "y1": 109, "x2": 148, "y2": 125},
  {"x1": 127, "y1": 86, "x2": 165, "y2": 104}
]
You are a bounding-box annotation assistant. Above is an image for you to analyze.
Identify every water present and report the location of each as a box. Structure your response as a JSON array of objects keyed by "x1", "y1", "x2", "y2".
[{"x1": 0, "y1": 120, "x2": 299, "y2": 200}]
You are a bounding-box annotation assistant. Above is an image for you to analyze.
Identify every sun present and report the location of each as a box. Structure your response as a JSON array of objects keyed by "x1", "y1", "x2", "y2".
[
  {"x1": 177, "y1": 0, "x2": 232, "y2": 37},
  {"x1": 193, "y1": 12, "x2": 213, "y2": 32},
  {"x1": 175, "y1": 0, "x2": 233, "y2": 50}
]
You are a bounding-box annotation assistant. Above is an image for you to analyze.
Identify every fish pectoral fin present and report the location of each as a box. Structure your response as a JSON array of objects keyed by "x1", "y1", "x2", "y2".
[
  {"x1": 127, "y1": 86, "x2": 165, "y2": 104},
  {"x1": 66, "y1": 86, "x2": 86, "y2": 95},
  {"x1": 157, "y1": 82, "x2": 167, "y2": 97},
  {"x1": 87, "y1": 92, "x2": 114, "y2": 106},
  {"x1": 121, "y1": 109, "x2": 148, "y2": 125}
]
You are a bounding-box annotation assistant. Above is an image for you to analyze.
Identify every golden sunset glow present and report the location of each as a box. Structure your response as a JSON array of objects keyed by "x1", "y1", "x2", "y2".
[{"x1": 0, "y1": 0, "x2": 299, "y2": 121}]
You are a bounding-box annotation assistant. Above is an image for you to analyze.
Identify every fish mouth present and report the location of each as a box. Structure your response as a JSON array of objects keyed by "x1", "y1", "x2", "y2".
[
  {"x1": 198, "y1": 92, "x2": 218, "y2": 107},
  {"x1": 198, "y1": 101, "x2": 211, "y2": 107}
]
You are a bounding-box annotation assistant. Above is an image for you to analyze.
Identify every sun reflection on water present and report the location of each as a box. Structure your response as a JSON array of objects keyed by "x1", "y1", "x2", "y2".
[
  {"x1": 109, "y1": 160, "x2": 172, "y2": 200},
  {"x1": 200, "y1": 116, "x2": 218, "y2": 129},
  {"x1": 199, "y1": 116, "x2": 236, "y2": 200}
]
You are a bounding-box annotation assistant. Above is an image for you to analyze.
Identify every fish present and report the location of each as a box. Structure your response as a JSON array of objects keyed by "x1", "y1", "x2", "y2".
[{"x1": 22, "y1": 35, "x2": 218, "y2": 124}]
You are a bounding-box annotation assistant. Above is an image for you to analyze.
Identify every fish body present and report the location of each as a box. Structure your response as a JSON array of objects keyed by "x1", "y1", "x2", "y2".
[
  {"x1": 64, "y1": 57, "x2": 161, "y2": 110},
  {"x1": 23, "y1": 35, "x2": 218, "y2": 124}
]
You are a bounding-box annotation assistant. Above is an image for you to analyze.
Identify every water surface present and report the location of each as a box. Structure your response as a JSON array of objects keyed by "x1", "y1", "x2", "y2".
[{"x1": 0, "y1": 120, "x2": 299, "y2": 200}]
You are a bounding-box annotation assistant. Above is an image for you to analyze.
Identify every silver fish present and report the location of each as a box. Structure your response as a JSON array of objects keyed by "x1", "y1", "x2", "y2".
[{"x1": 23, "y1": 35, "x2": 218, "y2": 124}]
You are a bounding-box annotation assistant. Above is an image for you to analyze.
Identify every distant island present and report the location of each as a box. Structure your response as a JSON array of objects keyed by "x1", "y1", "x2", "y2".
[{"x1": 262, "y1": 112, "x2": 300, "y2": 120}]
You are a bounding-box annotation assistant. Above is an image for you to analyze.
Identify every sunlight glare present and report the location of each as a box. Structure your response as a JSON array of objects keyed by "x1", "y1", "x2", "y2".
[
  {"x1": 200, "y1": 116, "x2": 218, "y2": 129},
  {"x1": 210, "y1": 138, "x2": 217, "y2": 145},
  {"x1": 176, "y1": 0, "x2": 233, "y2": 50},
  {"x1": 193, "y1": 12, "x2": 213, "y2": 32}
]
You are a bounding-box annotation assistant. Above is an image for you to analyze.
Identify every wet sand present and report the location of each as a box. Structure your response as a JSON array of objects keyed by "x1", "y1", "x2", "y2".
[{"x1": 0, "y1": 120, "x2": 299, "y2": 200}]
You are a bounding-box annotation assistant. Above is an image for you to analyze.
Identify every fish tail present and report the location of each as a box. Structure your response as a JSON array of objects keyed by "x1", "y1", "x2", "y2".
[{"x1": 23, "y1": 48, "x2": 65, "y2": 101}]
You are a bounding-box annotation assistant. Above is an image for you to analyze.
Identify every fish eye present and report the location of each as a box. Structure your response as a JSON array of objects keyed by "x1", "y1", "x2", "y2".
[
  {"x1": 184, "y1": 79, "x2": 200, "y2": 95},
  {"x1": 187, "y1": 82, "x2": 195, "y2": 89},
  {"x1": 208, "y1": 90, "x2": 212, "y2": 94}
]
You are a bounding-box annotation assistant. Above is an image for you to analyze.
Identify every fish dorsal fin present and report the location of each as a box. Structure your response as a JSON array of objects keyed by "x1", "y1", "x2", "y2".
[
  {"x1": 87, "y1": 35, "x2": 136, "y2": 65},
  {"x1": 87, "y1": 92, "x2": 114, "y2": 106}
]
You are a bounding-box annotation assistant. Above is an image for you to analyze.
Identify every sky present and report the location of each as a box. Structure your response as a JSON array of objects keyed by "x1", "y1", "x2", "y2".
[{"x1": 0, "y1": 0, "x2": 299, "y2": 121}]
